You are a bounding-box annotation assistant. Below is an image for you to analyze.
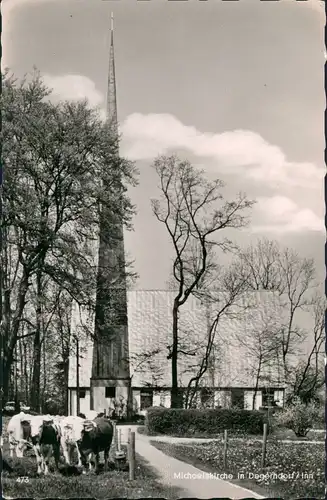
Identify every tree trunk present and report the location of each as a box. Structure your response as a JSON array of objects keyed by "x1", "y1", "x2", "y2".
[
  {"x1": 252, "y1": 359, "x2": 262, "y2": 410},
  {"x1": 42, "y1": 335, "x2": 46, "y2": 412},
  {"x1": 23, "y1": 342, "x2": 28, "y2": 404},
  {"x1": 127, "y1": 377, "x2": 133, "y2": 419},
  {"x1": 19, "y1": 338, "x2": 24, "y2": 401},
  {"x1": 31, "y1": 269, "x2": 42, "y2": 411},
  {"x1": 75, "y1": 336, "x2": 80, "y2": 415},
  {"x1": 63, "y1": 357, "x2": 69, "y2": 415},
  {"x1": 2, "y1": 270, "x2": 30, "y2": 405},
  {"x1": 171, "y1": 304, "x2": 182, "y2": 408}
]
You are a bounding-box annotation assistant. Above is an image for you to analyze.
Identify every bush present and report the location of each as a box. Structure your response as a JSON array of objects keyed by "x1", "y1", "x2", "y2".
[
  {"x1": 275, "y1": 397, "x2": 320, "y2": 437},
  {"x1": 145, "y1": 407, "x2": 266, "y2": 436}
]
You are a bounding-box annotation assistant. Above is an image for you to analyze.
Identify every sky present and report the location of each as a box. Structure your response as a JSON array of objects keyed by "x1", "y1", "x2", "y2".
[{"x1": 3, "y1": 0, "x2": 325, "y2": 290}]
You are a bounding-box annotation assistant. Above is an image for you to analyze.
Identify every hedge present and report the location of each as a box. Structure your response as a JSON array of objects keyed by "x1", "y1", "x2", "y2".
[{"x1": 145, "y1": 407, "x2": 266, "y2": 436}]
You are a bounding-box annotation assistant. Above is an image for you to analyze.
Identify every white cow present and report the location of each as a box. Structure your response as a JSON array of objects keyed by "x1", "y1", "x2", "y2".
[
  {"x1": 7, "y1": 412, "x2": 33, "y2": 458},
  {"x1": 83, "y1": 410, "x2": 99, "y2": 420},
  {"x1": 59, "y1": 416, "x2": 84, "y2": 467},
  {"x1": 29, "y1": 415, "x2": 61, "y2": 475}
]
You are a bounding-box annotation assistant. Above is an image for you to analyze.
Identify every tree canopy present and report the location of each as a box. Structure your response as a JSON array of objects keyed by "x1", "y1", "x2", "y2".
[{"x1": 1, "y1": 70, "x2": 138, "y2": 406}]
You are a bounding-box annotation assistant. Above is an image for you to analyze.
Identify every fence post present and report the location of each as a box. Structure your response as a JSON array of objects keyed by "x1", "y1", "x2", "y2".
[
  {"x1": 117, "y1": 428, "x2": 121, "y2": 452},
  {"x1": 112, "y1": 422, "x2": 117, "y2": 452},
  {"x1": 223, "y1": 429, "x2": 228, "y2": 468},
  {"x1": 110, "y1": 421, "x2": 117, "y2": 461},
  {"x1": 128, "y1": 431, "x2": 135, "y2": 480},
  {"x1": 261, "y1": 423, "x2": 268, "y2": 468},
  {"x1": 127, "y1": 428, "x2": 131, "y2": 462}
]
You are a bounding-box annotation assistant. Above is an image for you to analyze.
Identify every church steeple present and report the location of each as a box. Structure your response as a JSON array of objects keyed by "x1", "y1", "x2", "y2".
[
  {"x1": 107, "y1": 13, "x2": 118, "y2": 134},
  {"x1": 90, "y1": 13, "x2": 130, "y2": 412}
]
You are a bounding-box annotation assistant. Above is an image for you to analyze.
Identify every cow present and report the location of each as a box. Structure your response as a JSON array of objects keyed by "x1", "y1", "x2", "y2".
[
  {"x1": 2, "y1": 458, "x2": 14, "y2": 473},
  {"x1": 29, "y1": 415, "x2": 61, "y2": 475},
  {"x1": 1, "y1": 433, "x2": 13, "y2": 472},
  {"x1": 78, "y1": 417, "x2": 113, "y2": 474},
  {"x1": 84, "y1": 410, "x2": 99, "y2": 420},
  {"x1": 59, "y1": 416, "x2": 84, "y2": 468},
  {"x1": 7, "y1": 412, "x2": 33, "y2": 458}
]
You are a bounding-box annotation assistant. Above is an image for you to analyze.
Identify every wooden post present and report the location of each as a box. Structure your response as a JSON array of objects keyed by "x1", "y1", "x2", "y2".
[
  {"x1": 127, "y1": 427, "x2": 131, "y2": 463},
  {"x1": 117, "y1": 428, "x2": 121, "y2": 452},
  {"x1": 112, "y1": 421, "x2": 117, "y2": 453},
  {"x1": 223, "y1": 430, "x2": 228, "y2": 468},
  {"x1": 261, "y1": 423, "x2": 268, "y2": 468},
  {"x1": 128, "y1": 431, "x2": 135, "y2": 480},
  {"x1": 115, "y1": 425, "x2": 118, "y2": 451}
]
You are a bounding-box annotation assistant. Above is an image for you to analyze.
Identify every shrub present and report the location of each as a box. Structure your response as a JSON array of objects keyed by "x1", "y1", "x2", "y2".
[
  {"x1": 145, "y1": 407, "x2": 266, "y2": 436},
  {"x1": 275, "y1": 397, "x2": 320, "y2": 437}
]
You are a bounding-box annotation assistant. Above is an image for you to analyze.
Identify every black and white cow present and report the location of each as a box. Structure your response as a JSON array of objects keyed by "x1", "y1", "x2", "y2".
[
  {"x1": 78, "y1": 417, "x2": 113, "y2": 474},
  {"x1": 29, "y1": 415, "x2": 61, "y2": 475}
]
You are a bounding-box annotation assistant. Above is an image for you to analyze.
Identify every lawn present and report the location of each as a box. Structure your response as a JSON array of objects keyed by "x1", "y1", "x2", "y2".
[
  {"x1": 2, "y1": 417, "x2": 181, "y2": 499},
  {"x1": 3, "y1": 453, "x2": 182, "y2": 499},
  {"x1": 151, "y1": 437, "x2": 325, "y2": 499}
]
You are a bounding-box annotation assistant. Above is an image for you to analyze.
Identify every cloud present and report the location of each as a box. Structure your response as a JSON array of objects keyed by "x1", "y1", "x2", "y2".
[
  {"x1": 2, "y1": 0, "x2": 59, "y2": 68},
  {"x1": 121, "y1": 113, "x2": 323, "y2": 190},
  {"x1": 252, "y1": 196, "x2": 324, "y2": 234},
  {"x1": 43, "y1": 74, "x2": 104, "y2": 109}
]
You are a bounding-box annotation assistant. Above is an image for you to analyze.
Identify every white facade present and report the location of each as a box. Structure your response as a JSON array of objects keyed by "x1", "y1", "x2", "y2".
[
  {"x1": 68, "y1": 290, "x2": 285, "y2": 415},
  {"x1": 68, "y1": 387, "x2": 284, "y2": 415}
]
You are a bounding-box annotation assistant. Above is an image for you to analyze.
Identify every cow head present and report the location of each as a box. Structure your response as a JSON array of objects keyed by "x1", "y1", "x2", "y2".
[{"x1": 83, "y1": 420, "x2": 97, "y2": 434}]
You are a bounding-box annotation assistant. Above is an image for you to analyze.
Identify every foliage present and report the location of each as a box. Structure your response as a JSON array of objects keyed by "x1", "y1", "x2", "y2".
[
  {"x1": 274, "y1": 397, "x2": 321, "y2": 437},
  {"x1": 145, "y1": 407, "x2": 266, "y2": 436},
  {"x1": 152, "y1": 437, "x2": 324, "y2": 499},
  {"x1": 1, "y1": 69, "x2": 137, "y2": 403},
  {"x1": 288, "y1": 362, "x2": 325, "y2": 406}
]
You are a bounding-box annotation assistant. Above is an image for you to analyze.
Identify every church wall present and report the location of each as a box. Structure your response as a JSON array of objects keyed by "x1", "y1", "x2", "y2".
[
  {"x1": 255, "y1": 391, "x2": 263, "y2": 409},
  {"x1": 68, "y1": 290, "x2": 286, "y2": 414},
  {"x1": 153, "y1": 392, "x2": 161, "y2": 407},
  {"x1": 69, "y1": 389, "x2": 91, "y2": 416},
  {"x1": 68, "y1": 386, "x2": 283, "y2": 415},
  {"x1": 244, "y1": 390, "x2": 255, "y2": 410}
]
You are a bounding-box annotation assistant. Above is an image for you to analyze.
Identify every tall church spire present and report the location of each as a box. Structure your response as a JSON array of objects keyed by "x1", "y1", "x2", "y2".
[
  {"x1": 107, "y1": 12, "x2": 118, "y2": 135},
  {"x1": 90, "y1": 13, "x2": 130, "y2": 411}
]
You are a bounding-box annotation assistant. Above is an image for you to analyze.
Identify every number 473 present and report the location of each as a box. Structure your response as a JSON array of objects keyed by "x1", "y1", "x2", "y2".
[{"x1": 17, "y1": 476, "x2": 29, "y2": 483}]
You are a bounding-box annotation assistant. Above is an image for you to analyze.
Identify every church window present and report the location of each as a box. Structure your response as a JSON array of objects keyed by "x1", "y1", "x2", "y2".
[
  {"x1": 79, "y1": 388, "x2": 86, "y2": 399},
  {"x1": 262, "y1": 388, "x2": 275, "y2": 407},
  {"x1": 105, "y1": 386, "x2": 116, "y2": 399},
  {"x1": 231, "y1": 388, "x2": 245, "y2": 409},
  {"x1": 140, "y1": 389, "x2": 153, "y2": 410},
  {"x1": 200, "y1": 388, "x2": 214, "y2": 407}
]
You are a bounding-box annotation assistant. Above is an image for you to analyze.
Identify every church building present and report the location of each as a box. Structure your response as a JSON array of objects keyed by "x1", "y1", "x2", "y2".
[{"x1": 67, "y1": 17, "x2": 285, "y2": 417}]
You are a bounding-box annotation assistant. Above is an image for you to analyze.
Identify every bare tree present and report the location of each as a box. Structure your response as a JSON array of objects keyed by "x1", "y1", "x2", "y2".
[
  {"x1": 289, "y1": 292, "x2": 325, "y2": 404},
  {"x1": 238, "y1": 238, "x2": 317, "y2": 380},
  {"x1": 232, "y1": 301, "x2": 281, "y2": 409},
  {"x1": 182, "y1": 260, "x2": 251, "y2": 408},
  {"x1": 151, "y1": 155, "x2": 255, "y2": 407}
]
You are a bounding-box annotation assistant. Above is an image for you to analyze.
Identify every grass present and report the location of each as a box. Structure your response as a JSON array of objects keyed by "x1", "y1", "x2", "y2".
[
  {"x1": 151, "y1": 437, "x2": 324, "y2": 499},
  {"x1": 2, "y1": 418, "x2": 181, "y2": 499},
  {"x1": 3, "y1": 453, "x2": 182, "y2": 499}
]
